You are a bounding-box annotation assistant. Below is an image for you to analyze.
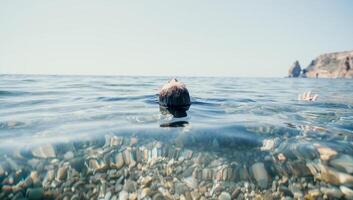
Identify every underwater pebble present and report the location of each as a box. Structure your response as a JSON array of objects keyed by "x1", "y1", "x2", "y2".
[
  {"x1": 139, "y1": 188, "x2": 152, "y2": 199},
  {"x1": 123, "y1": 180, "x2": 137, "y2": 193},
  {"x1": 175, "y1": 182, "x2": 188, "y2": 195},
  {"x1": 340, "y1": 186, "x2": 353, "y2": 199},
  {"x1": 307, "y1": 161, "x2": 353, "y2": 185},
  {"x1": 306, "y1": 189, "x2": 321, "y2": 199},
  {"x1": 31, "y1": 144, "x2": 56, "y2": 158},
  {"x1": 112, "y1": 153, "x2": 125, "y2": 169},
  {"x1": 129, "y1": 192, "x2": 138, "y2": 200},
  {"x1": 315, "y1": 145, "x2": 337, "y2": 161},
  {"x1": 277, "y1": 153, "x2": 286, "y2": 161},
  {"x1": 106, "y1": 135, "x2": 123, "y2": 147},
  {"x1": 330, "y1": 154, "x2": 353, "y2": 174},
  {"x1": 88, "y1": 158, "x2": 108, "y2": 171},
  {"x1": 201, "y1": 168, "x2": 213, "y2": 180},
  {"x1": 115, "y1": 183, "x2": 123, "y2": 192},
  {"x1": 71, "y1": 194, "x2": 79, "y2": 200},
  {"x1": 64, "y1": 151, "x2": 74, "y2": 160},
  {"x1": 46, "y1": 169, "x2": 55, "y2": 181},
  {"x1": 56, "y1": 165, "x2": 68, "y2": 181},
  {"x1": 119, "y1": 190, "x2": 128, "y2": 200},
  {"x1": 190, "y1": 191, "x2": 200, "y2": 200},
  {"x1": 26, "y1": 188, "x2": 44, "y2": 200},
  {"x1": 251, "y1": 162, "x2": 269, "y2": 189},
  {"x1": 320, "y1": 187, "x2": 343, "y2": 199},
  {"x1": 218, "y1": 192, "x2": 231, "y2": 200},
  {"x1": 231, "y1": 188, "x2": 240, "y2": 199},
  {"x1": 183, "y1": 176, "x2": 198, "y2": 189},
  {"x1": 261, "y1": 138, "x2": 277, "y2": 151},
  {"x1": 152, "y1": 193, "x2": 164, "y2": 200},
  {"x1": 141, "y1": 176, "x2": 153, "y2": 187},
  {"x1": 130, "y1": 137, "x2": 138, "y2": 146}
]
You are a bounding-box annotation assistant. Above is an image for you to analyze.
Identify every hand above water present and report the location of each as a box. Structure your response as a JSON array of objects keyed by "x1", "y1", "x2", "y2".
[{"x1": 298, "y1": 91, "x2": 318, "y2": 101}]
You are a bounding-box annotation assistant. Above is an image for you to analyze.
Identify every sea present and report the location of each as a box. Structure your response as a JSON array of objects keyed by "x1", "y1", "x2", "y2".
[{"x1": 0, "y1": 74, "x2": 353, "y2": 199}]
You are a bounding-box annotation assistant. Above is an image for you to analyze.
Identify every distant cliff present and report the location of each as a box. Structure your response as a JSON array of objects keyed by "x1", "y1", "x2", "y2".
[{"x1": 288, "y1": 50, "x2": 353, "y2": 78}]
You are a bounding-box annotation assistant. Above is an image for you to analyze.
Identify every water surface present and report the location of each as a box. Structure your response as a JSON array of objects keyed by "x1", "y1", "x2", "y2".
[{"x1": 1, "y1": 75, "x2": 352, "y2": 147}]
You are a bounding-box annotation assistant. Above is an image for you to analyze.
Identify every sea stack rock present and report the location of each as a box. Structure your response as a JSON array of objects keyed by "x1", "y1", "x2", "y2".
[
  {"x1": 159, "y1": 79, "x2": 191, "y2": 117},
  {"x1": 288, "y1": 61, "x2": 302, "y2": 77}
]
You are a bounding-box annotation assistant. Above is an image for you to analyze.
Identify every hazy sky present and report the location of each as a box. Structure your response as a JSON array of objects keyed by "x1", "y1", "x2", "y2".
[{"x1": 1, "y1": 1, "x2": 352, "y2": 77}]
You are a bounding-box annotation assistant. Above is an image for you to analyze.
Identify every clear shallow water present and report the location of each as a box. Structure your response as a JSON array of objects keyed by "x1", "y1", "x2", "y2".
[
  {"x1": 1, "y1": 74, "x2": 353, "y2": 199},
  {"x1": 0, "y1": 75, "x2": 352, "y2": 147}
]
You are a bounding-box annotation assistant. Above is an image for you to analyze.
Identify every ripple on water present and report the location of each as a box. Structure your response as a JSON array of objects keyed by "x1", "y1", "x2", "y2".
[{"x1": 0, "y1": 90, "x2": 30, "y2": 96}]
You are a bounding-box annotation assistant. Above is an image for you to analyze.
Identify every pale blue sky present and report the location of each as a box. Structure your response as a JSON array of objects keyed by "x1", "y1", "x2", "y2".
[{"x1": 0, "y1": 0, "x2": 352, "y2": 77}]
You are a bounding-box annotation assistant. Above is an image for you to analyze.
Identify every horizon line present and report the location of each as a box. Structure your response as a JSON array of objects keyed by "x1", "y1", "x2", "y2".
[{"x1": 0, "y1": 72, "x2": 284, "y2": 79}]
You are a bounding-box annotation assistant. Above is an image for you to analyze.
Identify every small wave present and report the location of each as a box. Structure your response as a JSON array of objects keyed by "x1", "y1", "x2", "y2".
[
  {"x1": 191, "y1": 101, "x2": 219, "y2": 106},
  {"x1": 65, "y1": 83, "x2": 91, "y2": 88},
  {"x1": 144, "y1": 96, "x2": 159, "y2": 104},
  {"x1": 192, "y1": 97, "x2": 256, "y2": 106},
  {"x1": 22, "y1": 79, "x2": 37, "y2": 82},
  {"x1": 0, "y1": 121, "x2": 26, "y2": 129},
  {"x1": 97, "y1": 96, "x2": 125, "y2": 101},
  {"x1": 236, "y1": 98, "x2": 256, "y2": 103},
  {"x1": 97, "y1": 94, "x2": 156, "y2": 102},
  {"x1": 314, "y1": 102, "x2": 351, "y2": 109},
  {"x1": 191, "y1": 97, "x2": 224, "y2": 106},
  {"x1": 0, "y1": 90, "x2": 30, "y2": 96},
  {"x1": 103, "y1": 83, "x2": 121, "y2": 87}
]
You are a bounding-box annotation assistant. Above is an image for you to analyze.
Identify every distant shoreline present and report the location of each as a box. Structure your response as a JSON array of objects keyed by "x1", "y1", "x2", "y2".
[{"x1": 288, "y1": 50, "x2": 353, "y2": 79}]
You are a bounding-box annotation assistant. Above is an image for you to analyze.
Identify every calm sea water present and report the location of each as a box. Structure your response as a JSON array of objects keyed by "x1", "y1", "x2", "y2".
[
  {"x1": 0, "y1": 74, "x2": 352, "y2": 148},
  {"x1": 1, "y1": 74, "x2": 353, "y2": 199}
]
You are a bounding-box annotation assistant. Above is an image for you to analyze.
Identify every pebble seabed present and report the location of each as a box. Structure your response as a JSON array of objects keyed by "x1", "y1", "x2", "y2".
[{"x1": 1, "y1": 133, "x2": 353, "y2": 200}]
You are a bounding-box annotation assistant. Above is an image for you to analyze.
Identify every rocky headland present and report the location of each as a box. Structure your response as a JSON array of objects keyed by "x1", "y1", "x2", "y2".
[{"x1": 288, "y1": 50, "x2": 353, "y2": 78}]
